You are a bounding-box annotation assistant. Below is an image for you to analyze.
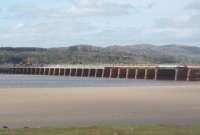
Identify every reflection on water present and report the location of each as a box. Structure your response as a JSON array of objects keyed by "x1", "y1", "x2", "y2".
[{"x1": 0, "y1": 74, "x2": 196, "y2": 88}]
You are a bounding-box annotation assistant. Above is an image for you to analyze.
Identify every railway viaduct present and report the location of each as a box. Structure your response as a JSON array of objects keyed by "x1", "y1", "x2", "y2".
[{"x1": 0, "y1": 64, "x2": 200, "y2": 81}]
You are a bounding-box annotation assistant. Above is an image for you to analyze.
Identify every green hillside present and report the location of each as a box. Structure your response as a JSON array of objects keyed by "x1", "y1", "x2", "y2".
[{"x1": 0, "y1": 44, "x2": 200, "y2": 64}]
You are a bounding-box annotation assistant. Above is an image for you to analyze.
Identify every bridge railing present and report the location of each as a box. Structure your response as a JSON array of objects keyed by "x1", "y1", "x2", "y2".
[{"x1": 1, "y1": 64, "x2": 200, "y2": 69}]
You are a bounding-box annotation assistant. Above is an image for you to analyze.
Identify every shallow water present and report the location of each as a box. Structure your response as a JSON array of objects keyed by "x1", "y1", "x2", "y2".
[{"x1": 0, "y1": 74, "x2": 197, "y2": 88}]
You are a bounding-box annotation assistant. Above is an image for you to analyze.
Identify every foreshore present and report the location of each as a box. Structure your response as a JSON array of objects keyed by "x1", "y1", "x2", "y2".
[{"x1": 1, "y1": 85, "x2": 200, "y2": 128}]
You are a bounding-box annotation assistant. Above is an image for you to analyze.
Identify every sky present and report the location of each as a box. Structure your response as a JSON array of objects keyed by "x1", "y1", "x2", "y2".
[{"x1": 0, "y1": 0, "x2": 200, "y2": 47}]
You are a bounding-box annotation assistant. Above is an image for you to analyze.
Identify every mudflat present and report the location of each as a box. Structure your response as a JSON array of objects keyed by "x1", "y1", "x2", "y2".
[{"x1": 0, "y1": 85, "x2": 200, "y2": 128}]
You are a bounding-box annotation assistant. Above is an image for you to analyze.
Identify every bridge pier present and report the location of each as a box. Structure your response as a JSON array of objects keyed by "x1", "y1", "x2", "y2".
[
  {"x1": 88, "y1": 69, "x2": 91, "y2": 77},
  {"x1": 58, "y1": 68, "x2": 61, "y2": 76},
  {"x1": 48, "y1": 68, "x2": 51, "y2": 75},
  {"x1": 81, "y1": 68, "x2": 84, "y2": 77},
  {"x1": 126, "y1": 68, "x2": 129, "y2": 79},
  {"x1": 52, "y1": 68, "x2": 55, "y2": 76},
  {"x1": 109, "y1": 68, "x2": 112, "y2": 78},
  {"x1": 95, "y1": 69, "x2": 98, "y2": 77},
  {"x1": 75, "y1": 68, "x2": 78, "y2": 76},
  {"x1": 135, "y1": 69, "x2": 138, "y2": 79},
  {"x1": 69, "y1": 68, "x2": 72, "y2": 76},
  {"x1": 155, "y1": 68, "x2": 158, "y2": 80},
  {"x1": 42, "y1": 68, "x2": 45, "y2": 75},
  {"x1": 101, "y1": 69, "x2": 104, "y2": 78},
  {"x1": 187, "y1": 68, "x2": 191, "y2": 81},
  {"x1": 175, "y1": 68, "x2": 179, "y2": 81},
  {"x1": 117, "y1": 68, "x2": 121, "y2": 78},
  {"x1": 144, "y1": 69, "x2": 148, "y2": 80},
  {"x1": 44, "y1": 68, "x2": 48, "y2": 75}
]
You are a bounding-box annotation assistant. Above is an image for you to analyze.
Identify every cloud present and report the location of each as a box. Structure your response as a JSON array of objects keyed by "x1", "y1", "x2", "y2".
[
  {"x1": 1, "y1": 0, "x2": 199, "y2": 47},
  {"x1": 6, "y1": 1, "x2": 133, "y2": 19},
  {"x1": 151, "y1": 10, "x2": 200, "y2": 45},
  {"x1": 0, "y1": 18, "x2": 96, "y2": 47},
  {"x1": 7, "y1": 4, "x2": 69, "y2": 18},
  {"x1": 146, "y1": 2, "x2": 154, "y2": 9},
  {"x1": 184, "y1": 1, "x2": 200, "y2": 10},
  {"x1": 157, "y1": 12, "x2": 200, "y2": 30},
  {"x1": 155, "y1": 15, "x2": 196, "y2": 29},
  {"x1": 0, "y1": 8, "x2": 6, "y2": 15},
  {"x1": 69, "y1": 0, "x2": 133, "y2": 16}
]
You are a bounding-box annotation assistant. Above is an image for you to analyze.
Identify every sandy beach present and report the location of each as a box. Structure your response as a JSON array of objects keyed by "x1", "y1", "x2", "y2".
[{"x1": 1, "y1": 85, "x2": 200, "y2": 128}]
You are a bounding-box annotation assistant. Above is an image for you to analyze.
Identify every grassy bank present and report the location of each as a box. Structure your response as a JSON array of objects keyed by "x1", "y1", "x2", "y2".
[{"x1": 1, "y1": 125, "x2": 200, "y2": 135}]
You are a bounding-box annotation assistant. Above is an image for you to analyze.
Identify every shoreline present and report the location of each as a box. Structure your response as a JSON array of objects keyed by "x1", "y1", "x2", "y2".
[{"x1": 0, "y1": 74, "x2": 199, "y2": 88}]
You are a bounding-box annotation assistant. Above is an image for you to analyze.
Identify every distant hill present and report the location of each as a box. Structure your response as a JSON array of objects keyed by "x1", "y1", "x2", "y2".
[{"x1": 0, "y1": 44, "x2": 200, "y2": 64}]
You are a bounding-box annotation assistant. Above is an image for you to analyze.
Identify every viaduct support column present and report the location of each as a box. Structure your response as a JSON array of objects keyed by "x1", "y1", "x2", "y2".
[
  {"x1": 58, "y1": 68, "x2": 61, "y2": 76},
  {"x1": 75, "y1": 68, "x2": 78, "y2": 76},
  {"x1": 144, "y1": 68, "x2": 148, "y2": 80},
  {"x1": 102, "y1": 69, "x2": 104, "y2": 78},
  {"x1": 69, "y1": 68, "x2": 72, "y2": 76},
  {"x1": 187, "y1": 68, "x2": 191, "y2": 81},
  {"x1": 39, "y1": 68, "x2": 41, "y2": 75},
  {"x1": 95, "y1": 69, "x2": 98, "y2": 78},
  {"x1": 12, "y1": 68, "x2": 15, "y2": 74},
  {"x1": 155, "y1": 68, "x2": 158, "y2": 80},
  {"x1": 88, "y1": 69, "x2": 91, "y2": 77},
  {"x1": 126, "y1": 68, "x2": 129, "y2": 79},
  {"x1": 81, "y1": 68, "x2": 84, "y2": 77},
  {"x1": 43, "y1": 68, "x2": 46, "y2": 75},
  {"x1": 14, "y1": 68, "x2": 17, "y2": 74},
  {"x1": 175, "y1": 68, "x2": 179, "y2": 81},
  {"x1": 64, "y1": 68, "x2": 66, "y2": 76},
  {"x1": 48, "y1": 68, "x2": 51, "y2": 75},
  {"x1": 34, "y1": 68, "x2": 37, "y2": 75},
  {"x1": 53, "y1": 68, "x2": 56, "y2": 76},
  {"x1": 24, "y1": 68, "x2": 27, "y2": 74},
  {"x1": 135, "y1": 69, "x2": 138, "y2": 79},
  {"x1": 30, "y1": 68, "x2": 33, "y2": 75},
  {"x1": 109, "y1": 68, "x2": 113, "y2": 78},
  {"x1": 117, "y1": 68, "x2": 120, "y2": 78},
  {"x1": 22, "y1": 68, "x2": 25, "y2": 74},
  {"x1": 38, "y1": 68, "x2": 41, "y2": 75}
]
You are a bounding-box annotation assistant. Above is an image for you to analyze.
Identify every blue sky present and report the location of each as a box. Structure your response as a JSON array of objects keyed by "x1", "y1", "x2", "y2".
[{"x1": 0, "y1": 0, "x2": 200, "y2": 47}]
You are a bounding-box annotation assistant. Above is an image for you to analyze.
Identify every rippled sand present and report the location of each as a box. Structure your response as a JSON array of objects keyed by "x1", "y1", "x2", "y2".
[{"x1": 1, "y1": 85, "x2": 200, "y2": 128}]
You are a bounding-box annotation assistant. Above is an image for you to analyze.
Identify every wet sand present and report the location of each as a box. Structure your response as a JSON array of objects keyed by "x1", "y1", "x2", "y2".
[{"x1": 1, "y1": 85, "x2": 200, "y2": 128}]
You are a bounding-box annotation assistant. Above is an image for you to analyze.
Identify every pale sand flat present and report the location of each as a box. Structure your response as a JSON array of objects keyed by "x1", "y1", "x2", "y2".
[{"x1": 0, "y1": 85, "x2": 200, "y2": 128}]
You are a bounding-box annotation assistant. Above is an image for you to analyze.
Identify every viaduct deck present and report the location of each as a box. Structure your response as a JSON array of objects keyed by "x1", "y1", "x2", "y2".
[{"x1": 0, "y1": 64, "x2": 200, "y2": 81}]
